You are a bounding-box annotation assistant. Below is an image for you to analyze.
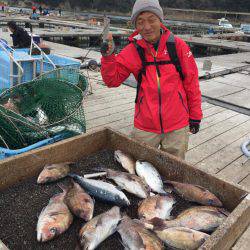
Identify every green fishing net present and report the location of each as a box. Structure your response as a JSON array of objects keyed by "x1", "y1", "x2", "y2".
[{"x1": 0, "y1": 72, "x2": 88, "y2": 149}]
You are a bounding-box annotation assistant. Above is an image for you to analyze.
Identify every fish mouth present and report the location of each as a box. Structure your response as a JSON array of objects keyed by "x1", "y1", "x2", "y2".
[{"x1": 37, "y1": 232, "x2": 44, "y2": 242}]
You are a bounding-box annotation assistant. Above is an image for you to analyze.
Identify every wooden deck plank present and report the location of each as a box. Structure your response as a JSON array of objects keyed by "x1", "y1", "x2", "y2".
[
  {"x1": 196, "y1": 134, "x2": 250, "y2": 175},
  {"x1": 185, "y1": 119, "x2": 250, "y2": 165},
  {"x1": 232, "y1": 225, "x2": 250, "y2": 250},
  {"x1": 213, "y1": 73, "x2": 250, "y2": 90},
  {"x1": 238, "y1": 174, "x2": 250, "y2": 192},
  {"x1": 199, "y1": 109, "x2": 238, "y2": 131},
  {"x1": 86, "y1": 102, "x2": 134, "y2": 121},
  {"x1": 85, "y1": 98, "x2": 134, "y2": 114},
  {"x1": 86, "y1": 108, "x2": 134, "y2": 129},
  {"x1": 220, "y1": 89, "x2": 250, "y2": 109},
  {"x1": 189, "y1": 114, "x2": 250, "y2": 150},
  {"x1": 200, "y1": 80, "x2": 244, "y2": 98},
  {"x1": 216, "y1": 154, "x2": 250, "y2": 184}
]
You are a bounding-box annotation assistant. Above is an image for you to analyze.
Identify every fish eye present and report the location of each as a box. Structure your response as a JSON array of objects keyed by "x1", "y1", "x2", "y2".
[
  {"x1": 50, "y1": 227, "x2": 58, "y2": 235},
  {"x1": 208, "y1": 199, "x2": 214, "y2": 205}
]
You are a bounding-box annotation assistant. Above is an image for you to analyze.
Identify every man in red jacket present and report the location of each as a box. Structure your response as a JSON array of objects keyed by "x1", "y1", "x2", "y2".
[{"x1": 101, "y1": 0, "x2": 202, "y2": 159}]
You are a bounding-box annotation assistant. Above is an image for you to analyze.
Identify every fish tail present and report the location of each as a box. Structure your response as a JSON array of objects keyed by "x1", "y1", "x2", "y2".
[
  {"x1": 57, "y1": 183, "x2": 68, "y2": 192},
  {"x1": 148, "y1": 217, "x2": 169, "y2": 230}
]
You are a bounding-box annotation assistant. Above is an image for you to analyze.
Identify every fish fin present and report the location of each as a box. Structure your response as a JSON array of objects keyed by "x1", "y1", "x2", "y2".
[
  {"x1": 57, "y1": 183, "x2": 69, "y2": 193},
  {"x1": 44, "y1": 164, "x2": 58, "y2": 170},
  {"x1": 138, "y1": 218, "x2": 154, "y2": 230},
  {"x1": 96, "y1": 216, "x2": 105, "y2": 227},
  {"x1": 193, "y1": 184, "x2": 210, "y2": 192},
  {"x1": 148, "y1": 217, "x2": 167, "y2": 231},
  {"x1": 174, "y1": 227, "x2": 194, "y2": 234},
  {"x1": 202, "y1": 209, "x2": 228, "y2": 217}
]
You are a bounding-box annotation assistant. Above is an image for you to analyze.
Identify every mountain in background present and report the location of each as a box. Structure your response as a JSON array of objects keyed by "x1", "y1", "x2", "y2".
[{"x1": 7, "y1": 0, "x2": 250, "y2": 13}]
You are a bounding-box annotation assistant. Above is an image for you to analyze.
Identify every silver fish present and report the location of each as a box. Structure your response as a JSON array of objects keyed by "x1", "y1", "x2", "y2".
[
  {"x1": 149, "y1": 226, "x2": 209, "y2": 250},
  {"x1": 69, "y1": 173, "x2": 130, "y2": 206},
  {"x1": 138, "y1": 194, "x2": 175, "y2": 220},
  {"x1": 146, "y1": 206, "x2": 229, "y2": 233},
  {"x1": 136, "y1": 160, "x2": 166, "y2": 194},
  {"x1": 79, "y1": 206, "x2": 121, "y2": 250},
  {"x1": 36, "y1": 107, "x2": 49, "y2": 125},
  {"x1": 37, "y1": 192, "x2": 73, "y2": 242},
  {"x1": 106, "y1": 169, "x2": 150, "y2": 199},
  {"x1": 164, "y1": 180, "x2": 223, "y2": 207},
  {"x1": 117, "y1": 216, "x2": 164, "y2": 250},
  {"x1": 114, "y1": 150, "x2": 136, "y2": 174}
]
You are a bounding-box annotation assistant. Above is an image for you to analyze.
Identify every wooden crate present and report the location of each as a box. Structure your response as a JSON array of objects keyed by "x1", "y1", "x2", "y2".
[{"x1": 0, "y1": 128, "x2": 249, "y2": 250}]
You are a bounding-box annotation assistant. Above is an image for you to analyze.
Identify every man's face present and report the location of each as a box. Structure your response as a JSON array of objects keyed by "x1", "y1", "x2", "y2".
[{"x1": 135, "y1": 12, "x2": 161, "y2": 43}]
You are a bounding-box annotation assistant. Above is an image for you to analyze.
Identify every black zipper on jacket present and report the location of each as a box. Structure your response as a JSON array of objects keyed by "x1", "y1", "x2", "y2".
[
  {"x1": 178, "y1": 91, "x2": 189, "y2": 114},
  {"x1": 135, "y1": 96, "x2": 143, "y2": 118},
  {"x1": 154, "y1": 55, "x2": 164, "y2": 134}
]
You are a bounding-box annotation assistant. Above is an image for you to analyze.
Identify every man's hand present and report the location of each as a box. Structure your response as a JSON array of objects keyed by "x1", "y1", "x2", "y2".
[
  {"x1": 101, "y1": 33, "x2": 115, "y2": 56},
  {"x1": 189, "y1": 119, "x2": 200, "y2": 134}
]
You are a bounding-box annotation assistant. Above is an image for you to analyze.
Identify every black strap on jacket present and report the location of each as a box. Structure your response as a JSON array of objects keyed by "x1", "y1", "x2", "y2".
[{"x1": 134, "y1": 33, "x2": 184, "y2": 103}]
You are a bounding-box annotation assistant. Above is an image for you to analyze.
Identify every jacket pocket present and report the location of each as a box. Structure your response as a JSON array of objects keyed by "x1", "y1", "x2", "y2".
[
  {"x1": 135, "y1": 96, "x2": 144, "y2": 118},
  {"x1": 178, "y1": 91, "x2": 189, "y2": 114}
]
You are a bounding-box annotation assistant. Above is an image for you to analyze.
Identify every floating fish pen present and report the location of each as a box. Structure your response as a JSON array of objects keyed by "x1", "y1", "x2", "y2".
[{"x1": 0, "y1": 128, "x2": 249, "y2": 250}]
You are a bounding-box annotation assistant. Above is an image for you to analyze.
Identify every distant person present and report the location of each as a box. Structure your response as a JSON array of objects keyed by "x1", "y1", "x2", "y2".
[
  {"x1": 32, "y1": 5, "x2": 37, "y2": 14},
  {"x1": 39, "y1": 6, "x2": 43, "y2": 15},
  {"x1": 43, "y1": 9, "x2": 49, "y2": 16},
  {"x1": 59, "y1": 8, "x2": 62, "y2": 16},
  {"x1": 7, "y1": 21, "x2": 31, "y2": 48},
  {"x1": 2, "y1": 5, "x2": 4, "y2": 12}
]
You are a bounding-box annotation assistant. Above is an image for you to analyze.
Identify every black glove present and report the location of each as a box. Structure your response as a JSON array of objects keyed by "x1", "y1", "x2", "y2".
[
  {"x1": 100, "y1": 39, "x2": 115, "y2": 57},
  {"x1": 189, "y1": 119, "x2": 200, "y2": 134},
  {"x1": 100, "y1": 41, "x2": 109, "y2": 55}
]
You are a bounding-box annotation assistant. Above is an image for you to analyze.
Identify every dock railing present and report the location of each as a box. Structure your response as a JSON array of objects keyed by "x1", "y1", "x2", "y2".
[
  {"x1": 29, "y1": 35, "x2": 56, "y2": 74},
  {"x1": 0, "y1": 42, "x2": 24, "y2": 87}
]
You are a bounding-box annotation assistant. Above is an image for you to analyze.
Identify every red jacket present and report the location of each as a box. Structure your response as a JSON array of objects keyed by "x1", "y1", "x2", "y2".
[{"x1": 101, "y1": 24, "x2": 202, "y2": 134}]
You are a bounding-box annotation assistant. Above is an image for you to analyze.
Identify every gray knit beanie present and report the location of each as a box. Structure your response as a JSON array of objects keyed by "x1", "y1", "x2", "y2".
[{"x1": 131, "y1": 0, "x2": 164, "y2": 25}]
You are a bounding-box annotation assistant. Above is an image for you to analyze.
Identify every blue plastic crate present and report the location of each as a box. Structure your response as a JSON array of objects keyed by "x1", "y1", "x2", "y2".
[{"x1": 0, "y1": 51, "x2": 42, "y2": 91}]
